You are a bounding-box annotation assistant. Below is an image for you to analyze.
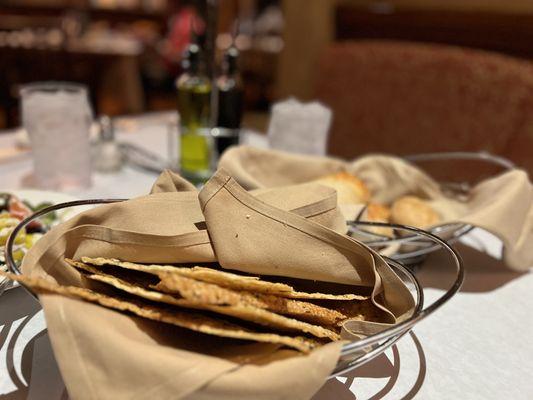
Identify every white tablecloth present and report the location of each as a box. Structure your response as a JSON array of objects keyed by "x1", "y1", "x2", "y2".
[{"x1": 0, "y1": 121, "x2": 531, "y2": 399}]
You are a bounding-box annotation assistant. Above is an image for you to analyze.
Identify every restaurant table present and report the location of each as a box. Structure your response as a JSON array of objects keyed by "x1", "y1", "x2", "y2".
[{"x1": 0, "y1": 119, "x2": 532, "y2": 399}]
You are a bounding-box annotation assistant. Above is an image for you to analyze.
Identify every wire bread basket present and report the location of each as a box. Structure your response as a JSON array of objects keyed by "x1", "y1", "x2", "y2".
[
  {"x1": 3, "y1": 199, "x2": 464, "y2": 377},
  {"x1": 349, "y1": 151, "x2": 515, "y2": 265}
]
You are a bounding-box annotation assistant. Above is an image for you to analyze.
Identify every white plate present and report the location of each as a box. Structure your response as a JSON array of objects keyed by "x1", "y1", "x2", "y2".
[{"x1": 1, "y1": 190, "x2": 82, "y2": 291}]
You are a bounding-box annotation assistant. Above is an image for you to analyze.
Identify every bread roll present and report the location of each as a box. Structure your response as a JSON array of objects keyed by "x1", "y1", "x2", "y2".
[
  {"x1": 314, "y1": 172, "x2": 370, "y2": 204},
  {"x1": 391, "y1": 196, "x2": 440, "y2": 229},
  {"x1": 363, "y1": 203, "x2": 394, "y2": 237}
]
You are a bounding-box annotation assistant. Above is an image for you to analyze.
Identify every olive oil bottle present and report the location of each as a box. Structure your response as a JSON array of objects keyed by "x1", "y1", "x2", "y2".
[{"x1": 176, "y1": 44, "x2": 212, "y2": 183}]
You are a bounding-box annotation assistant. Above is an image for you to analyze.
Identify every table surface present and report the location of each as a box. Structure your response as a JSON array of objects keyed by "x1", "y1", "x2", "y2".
[{"x1": 0, "y1": 120, "x2": 532, "y2": 399}]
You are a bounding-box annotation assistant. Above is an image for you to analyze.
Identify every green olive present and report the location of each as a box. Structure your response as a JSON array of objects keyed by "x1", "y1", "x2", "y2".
[
  {"x1": 0, "y1": 227, "x2": 26, "y2": 246},
  {"x1": 12, "y1": 248, "x2": 25, "y2": 263}
]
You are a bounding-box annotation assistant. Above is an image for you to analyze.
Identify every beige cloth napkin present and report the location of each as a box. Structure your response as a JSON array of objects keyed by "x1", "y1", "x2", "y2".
[
  {"x1": 219, "y1": 146, "x2": 533, "y2": 271},
  {"x1": 21, "y1": 169, "x2": 414, "y2": 400}
]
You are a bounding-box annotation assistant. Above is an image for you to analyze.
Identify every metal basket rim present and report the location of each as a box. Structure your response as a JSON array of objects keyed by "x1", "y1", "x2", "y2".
[
  {"x1": 3, "y1": 199, "x2": 464, "y2": 379},
  {"x1": 329, "y1": 220, "x2": 463, "y2": 376}
]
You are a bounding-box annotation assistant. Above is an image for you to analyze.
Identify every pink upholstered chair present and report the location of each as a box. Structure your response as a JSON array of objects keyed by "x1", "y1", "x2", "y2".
[{"x1": 316, "y1": 40, "x2": 533, "y2": 179}]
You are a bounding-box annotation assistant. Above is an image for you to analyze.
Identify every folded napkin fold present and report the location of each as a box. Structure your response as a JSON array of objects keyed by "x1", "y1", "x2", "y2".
[
  {"x1": 219, "y1": 146, "x2": 533, "y2": 271},
  {"x1": 21, "y1": 169, "x2": 414, "y2": 400}
]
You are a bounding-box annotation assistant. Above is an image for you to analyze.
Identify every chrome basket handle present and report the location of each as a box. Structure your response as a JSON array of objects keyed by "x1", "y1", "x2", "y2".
[
  {"x1": 404, "y1": 151, "x2": 515, "y2": 171},
  {"x1": 405, "y1": 151, "x2": 516, "y2": 196}
]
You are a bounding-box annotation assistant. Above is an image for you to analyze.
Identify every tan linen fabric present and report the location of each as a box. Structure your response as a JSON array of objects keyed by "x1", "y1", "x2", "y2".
[
  {"x1": 219, "y1": 146, "x2": 533, "y2": 271},
  {"x1": 20, "y1": 169, "x2": 414, "y2": 400}
]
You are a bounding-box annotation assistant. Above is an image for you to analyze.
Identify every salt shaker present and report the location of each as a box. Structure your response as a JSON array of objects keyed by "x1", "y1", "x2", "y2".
[{"x1": 93, "y1": 115, "x2": 123, "y2": 173}]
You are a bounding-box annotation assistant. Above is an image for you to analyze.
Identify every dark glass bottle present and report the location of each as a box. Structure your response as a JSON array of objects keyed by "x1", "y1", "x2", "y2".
[
  {"x1": 176, "y1": 44, "x2": 212, "y2": 182},
  {"x1": 215, "y1": 46, "x2": 243, "y2": 155}
]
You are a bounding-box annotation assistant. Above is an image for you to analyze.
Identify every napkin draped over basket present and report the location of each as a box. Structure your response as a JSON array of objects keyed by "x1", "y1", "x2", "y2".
[
  {"x1": 21, "y1": 169, "x2": 414, "y2": 400},
  {"x1": 219, "y1": 146, "x2": 533, "y2": 270}
]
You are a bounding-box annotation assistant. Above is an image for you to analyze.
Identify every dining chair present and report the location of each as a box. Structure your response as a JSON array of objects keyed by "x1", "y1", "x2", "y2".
[{"x1": 316, "y1": 40, "x2": 533, "y2": 179}]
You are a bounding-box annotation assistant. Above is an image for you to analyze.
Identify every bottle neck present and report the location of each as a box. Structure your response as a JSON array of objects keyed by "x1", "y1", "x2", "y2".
[
  {"x1": 186, "y1": 58, "x2": 203, "y2": 77},
  {"x1": 182, "y1": 44, "x2": 206, "y2": 77},
  {"x1": 221, "y1": 46, "x2": 239, "y2": 77}
]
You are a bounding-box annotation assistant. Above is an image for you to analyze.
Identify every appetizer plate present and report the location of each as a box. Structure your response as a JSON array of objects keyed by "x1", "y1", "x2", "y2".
[{"x1": 0, "y1": 190, "x2": 81, "y2": 294}]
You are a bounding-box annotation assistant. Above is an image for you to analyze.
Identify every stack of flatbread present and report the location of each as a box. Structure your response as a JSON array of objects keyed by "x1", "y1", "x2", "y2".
[{"x1": 4, "y1": 256, "x2": 383, "y2": 353}]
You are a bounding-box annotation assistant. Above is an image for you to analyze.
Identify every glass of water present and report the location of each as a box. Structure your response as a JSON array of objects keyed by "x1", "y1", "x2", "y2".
[{"x1": 20, "y1": 82, "x2": 93, "y2": 190}]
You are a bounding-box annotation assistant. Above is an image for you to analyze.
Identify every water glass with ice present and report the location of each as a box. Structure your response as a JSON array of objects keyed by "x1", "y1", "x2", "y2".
[{"x1": 21, "y1": 82, "x2": 93, "y2": 190}]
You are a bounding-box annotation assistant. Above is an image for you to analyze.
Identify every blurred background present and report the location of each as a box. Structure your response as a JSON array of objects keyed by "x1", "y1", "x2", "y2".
[
  {"x1": 0, "y1": 0, "x2": 285, "y2": 131},
  {"x1": 1, "y1": 0, "x2": 533, "y2": 173}
]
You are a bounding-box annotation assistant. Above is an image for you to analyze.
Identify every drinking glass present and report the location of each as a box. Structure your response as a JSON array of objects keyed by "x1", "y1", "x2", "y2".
[
  {"x1": 21, "y1": 82, "x2": 93, "y2": 190},
  {"x1": 268, "y1": 99, "x2": 331, "y2": 156}
]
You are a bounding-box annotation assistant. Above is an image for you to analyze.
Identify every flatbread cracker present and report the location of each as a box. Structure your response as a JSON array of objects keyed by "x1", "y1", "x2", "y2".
[
  {"x1": 155, "y1": 272, "x2": 345, "y2": 327},
  {"x1": 74, "y1": 260, "x2": 345, "y2": 326},
  {"x1": 1, "y1": 271, "x2": 318, "y2": 353},
  {"x1": 67, "y1": 260, "x2": 341, "y2": 340},
  {"x1": 81, "y1": 257, "x2": 368, "y2": 301},
  {"x1": 328, "y1": 300, "x2": 386, "y2": 325},
  {"x1": 243, "y1": 292, "x2": 345, "y2": 327}
]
